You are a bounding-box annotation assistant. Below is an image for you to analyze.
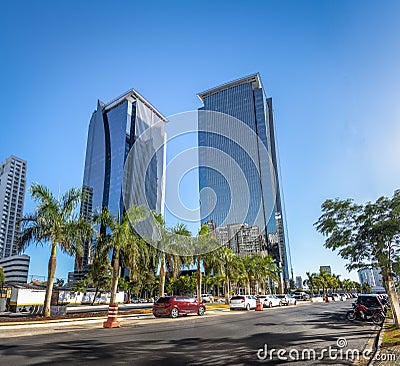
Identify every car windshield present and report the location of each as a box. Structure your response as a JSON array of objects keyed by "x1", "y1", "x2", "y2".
[
  {"x1": 156, "y1": 297, "x2": 171, "y2": 303},
  {"x1": 275, "y1": 295, "x2": 284, "y2": 298},
  {"x1": 231, "y1": 296, "x2": 244, "y2": 300}
]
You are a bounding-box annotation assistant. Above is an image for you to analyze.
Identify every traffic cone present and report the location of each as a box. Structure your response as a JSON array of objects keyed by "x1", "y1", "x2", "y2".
[
  {"x1": 255, "y1": 297, "x2": 263, "y2": 311},
  {"x1": 103, "y1": 303, "x2": 120, "y2": 328}
]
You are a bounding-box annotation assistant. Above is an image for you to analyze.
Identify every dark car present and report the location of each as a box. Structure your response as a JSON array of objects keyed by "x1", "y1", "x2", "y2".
[
  {"x1": 152, "y1": 296, "x2": 206, "y2": 318},
  {"x1": 356, "y1": 294, "x2": 383, "y2": 309}
]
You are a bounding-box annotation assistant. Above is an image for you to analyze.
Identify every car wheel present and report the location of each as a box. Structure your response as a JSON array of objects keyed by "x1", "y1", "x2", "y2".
[
  {"x1": 279, "y1": 301, "x2": 282, "y2": 307},
  {"x1": 268, "y1": 302, "x2": 272, "y2": 308},
  {"x1": 246, "y1": 303, "x2": 251, "y2": 311},
  {"x1": 198, "y1": 306, "x2": 205, "y2": 316},
  {"x1": 294, "y1": 301, "x2": 297, "y2": 305},
  {"x1": 170, "y1": 307, "x2": 179, "y2": 318}
]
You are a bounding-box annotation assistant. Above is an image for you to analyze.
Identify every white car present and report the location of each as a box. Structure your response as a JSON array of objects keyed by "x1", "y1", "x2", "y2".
[
  {"x1": 258, "y1": 294, "x2": 282, "y2": 308},
  {"x1": 276, "y1": 294, "x2": 297, "y2": 306},
  {"x1": 230, "y1": 295, "x2": 257, "y2": 310},
  {"x1": 201, "y1": 294, "x2": 214, "y2": 303},
  {"x1": 339, "y1": 294, "x2": 347, "y2": 301}
]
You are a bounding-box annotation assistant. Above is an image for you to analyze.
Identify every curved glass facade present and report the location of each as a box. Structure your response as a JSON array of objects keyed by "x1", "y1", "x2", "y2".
[{"x1": 75, "y1": 91, "x2": 166, "y2": 278}]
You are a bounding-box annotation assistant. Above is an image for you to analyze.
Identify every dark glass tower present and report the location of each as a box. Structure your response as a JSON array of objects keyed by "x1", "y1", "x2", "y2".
[
  {"x1": 74, "y1": 90, "x2": 166, "y2": 279},
  {"x1": 197, "y1": 74, "x2": 290, "y2": 286}
]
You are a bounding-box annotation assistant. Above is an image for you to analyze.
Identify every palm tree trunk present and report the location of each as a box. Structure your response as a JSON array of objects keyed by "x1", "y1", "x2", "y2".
[
  {"x1": 196, "y1": 257, "x2": 202, "y2": 302},
  {"x1": 224, "y1": 275, "x2": 230, "y2": 304},
  {"x1": 92, "y1": 286, "x2": 99, "y2": 305},
  {"x1": 43, "y1": 243, "x2": 57, "y2": 317},
  {"x1": 110, "y1": 249, "x2": 120, "y2": 305},
  {"x1": 245, "y1": 278, "x2": 250, "y2": 295},
  {"x1": 159, "y1": 254, "x2": 166, "y2": 297}
]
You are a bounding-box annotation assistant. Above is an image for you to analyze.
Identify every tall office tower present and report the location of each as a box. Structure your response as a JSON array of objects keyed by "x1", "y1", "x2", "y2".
[
  {"x1": 0, "y1": 156, "x2": 27, "y2": 259},
  {"x1": 197, "y1": 74, "x2": 290, "y2": 286},
  {"x1": 74, "y1": 90, "x2": 166, "y2": 279}
]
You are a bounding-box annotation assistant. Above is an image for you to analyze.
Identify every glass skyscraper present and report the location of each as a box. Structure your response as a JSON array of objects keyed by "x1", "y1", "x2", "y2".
[
  {"x1": 197, "y1": 74, "x2": 290, "y2": 286},
  {"x1": 74, "y1": 89, "x2": 166, "y2": 279}
]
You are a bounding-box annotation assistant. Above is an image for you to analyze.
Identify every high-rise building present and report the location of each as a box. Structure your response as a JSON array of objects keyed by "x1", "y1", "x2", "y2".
[
  {"x1": 295, "y1": 276, "x2": 303, "y2": 289},
  {"x1": 319, "y1": 266, "x2": 332, "y2": 275},
  {"x1": 197, "y1": 74, "x2": 290, "y2": 286},
  {"x1": 0, "y1": 254, "x2": 30, "y2": 283},
  {"x1": 358, "y1": 268, "x2": 383, "y2": 288},
  {"x1": 0, "y1": 155, "x2": 27, "y2": 259},
  {"x1": 74, "y1": 89, "x2": 166, "y2": 279}
]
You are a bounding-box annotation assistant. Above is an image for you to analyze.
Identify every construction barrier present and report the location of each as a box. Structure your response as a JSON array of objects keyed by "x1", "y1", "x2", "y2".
[{"x1": 103, "y1": 303, "x2": 120, "y2": 328}]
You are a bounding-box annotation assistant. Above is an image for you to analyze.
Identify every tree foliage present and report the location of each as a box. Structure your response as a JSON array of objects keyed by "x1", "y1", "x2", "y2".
[{"x1": 315, "y1": 190, "x2": 400, "y2": 327}]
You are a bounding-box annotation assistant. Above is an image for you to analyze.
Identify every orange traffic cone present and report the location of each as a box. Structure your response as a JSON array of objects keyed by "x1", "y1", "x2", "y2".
[
  {"x1": 103, "y1": 303, "x2": 120, "y2": 328},
  {"x1": 255, "y1": 297, "x2": 263, "y2": 311}
]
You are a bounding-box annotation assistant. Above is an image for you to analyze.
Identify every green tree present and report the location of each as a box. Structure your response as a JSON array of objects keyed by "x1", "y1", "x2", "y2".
[
  {"x1": 304, "y1": 272, "x2": 317, "y2": 293},
  {"x1": 0, "y1": 267, "x2": 5, "y2": 286},
  {"x1": 315, "y1": 190, "x2": 400, "y2": 327},
  {"x1": 19, "y1": 183, "x2": 90, "y2": 317},
  {"x1": 362, "y1": 282, "x2": 372, "y2": 294},
  {"x1": 95, "y1": 206, "x2": 148, "y2": 305}
]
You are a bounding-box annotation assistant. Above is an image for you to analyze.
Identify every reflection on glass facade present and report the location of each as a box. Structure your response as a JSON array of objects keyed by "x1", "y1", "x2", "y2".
[
  {"x1": 198, "y1": 74, "x2": 290, "y2": 285},
  {"x1": 74, "y1": 90, "x2": 166, "y2": 279}
]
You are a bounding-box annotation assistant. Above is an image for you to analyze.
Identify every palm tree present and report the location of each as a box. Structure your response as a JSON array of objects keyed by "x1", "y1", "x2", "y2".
[
  {"x1": 95, "y1": 205, "x2": 148, "y2": 305},
  {"x1": 19, "y1": 183, "x2": 90, "y2": 317},
  {"x1": 253, "y1": 254, "x2": 279, "y2": 294},
  {"x1": 242, "y1": 255, "x2": 257, "y2": 294},
  {"x1": 304, "y1": 272, "x2": 317, "y2": 294},
  {"x1": 156, "y1": 219, "x2": 192, "y2": 297}
]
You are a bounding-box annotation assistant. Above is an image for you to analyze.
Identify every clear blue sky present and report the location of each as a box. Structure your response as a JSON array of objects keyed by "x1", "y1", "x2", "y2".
[{"x1": 1, "y1": 0, "x2": 400, "y2": 283}]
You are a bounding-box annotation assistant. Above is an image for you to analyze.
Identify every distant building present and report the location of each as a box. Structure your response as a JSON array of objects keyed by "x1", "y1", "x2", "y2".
[
  {"x1": 206, "y1": 221, "x2": 266, "y2": 255},
  {"x1": 0, "y1": 155, "x2": 27, "y2": 259},
  {"x1": 358, "y1": 268, "x2": 383, "y2": 289},
  {"x1": 295, "y1": 276, "x2": 303, "y2": 289},
  {"x1": 0, "y1": 254, "x2": 30, "y2": 283},
  {"x1": 319, "y1": 266, "x2": 332, "y2": 275}
]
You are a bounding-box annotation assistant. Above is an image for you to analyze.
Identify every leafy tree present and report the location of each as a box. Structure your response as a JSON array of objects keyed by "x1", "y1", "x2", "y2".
[
  {"x1": 315, "y1": 190, "x2": 400, "y2": 327},
  {"x1": 19, "y1": 184, "x2": 90, "y2": 317},
  {"x1": 95, "y1": 206, "x2": 148, "y2": 305},
  {"x1": 0, "y1": 267, "x2": 5, "y2": 298},
  {"x1": 362, "y1": 282, "x2": 372, "y2": 294}
]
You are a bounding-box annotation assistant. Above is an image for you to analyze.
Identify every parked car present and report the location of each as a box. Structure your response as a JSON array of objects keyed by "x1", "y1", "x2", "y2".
[
  {"x1": 152, "y1": 296, "x2": 206, "y2": 318},
  {"x1": 339, "y1": 294, "x2": 347, "y2": 301},
  {"x1": 201, "y1": 294, "x2": 214, "y2": 303},
  {"x1": 276, "y1": 294, "x2": 297, "y2": 306},
  {"x1": 293, "y1": 292, "x2": 309, "y2": 301},
  {"x1": 257, "y1": 294, "x2": 282, "y2": 308},
  {"x1": 230, "y1": 295, "x2": 257, "y2": 310}
]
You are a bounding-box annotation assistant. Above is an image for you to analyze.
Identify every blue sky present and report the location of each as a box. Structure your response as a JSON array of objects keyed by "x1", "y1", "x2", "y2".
[{"x1": 1, "y1": 0, "x2": 400, "y2": 283}]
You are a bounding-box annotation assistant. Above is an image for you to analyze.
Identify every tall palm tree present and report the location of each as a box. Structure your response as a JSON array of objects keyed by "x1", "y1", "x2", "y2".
[
  {"x1": 304, "y1": 272, "x2": 317, "y2": 293},
  {"x1": 253, "y1": 254, "x2": 279, "y2": 294},
  {"x1": 95, "y1": 205, "x2": 148, "y2": 304},
  {"x1": 242, "y1": 255, "x2": 257, "y2": 294},
  {"x1": 19, "y1": 183, "x2": 90, "y2": 317}
]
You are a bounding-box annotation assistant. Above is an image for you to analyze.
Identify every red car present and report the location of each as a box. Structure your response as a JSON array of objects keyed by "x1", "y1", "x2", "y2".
[{"x1": 152, "y1": 296, "x2": 206, "y2": 318}]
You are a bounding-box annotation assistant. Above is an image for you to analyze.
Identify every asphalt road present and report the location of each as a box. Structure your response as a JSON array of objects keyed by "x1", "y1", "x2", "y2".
[{"x1": 0, "y1": 301, "x2": 379, "y2": 366}]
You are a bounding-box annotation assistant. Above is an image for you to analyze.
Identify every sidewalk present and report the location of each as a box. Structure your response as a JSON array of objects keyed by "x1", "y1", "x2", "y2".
[{"x1": 370, "y1": 319, "x2": 400, "y2": 366}]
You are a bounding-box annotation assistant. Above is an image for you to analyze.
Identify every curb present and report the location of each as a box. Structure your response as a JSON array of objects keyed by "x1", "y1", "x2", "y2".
[
  {"x1": 0, "y1": 312, "x2": 154, "y2": 328},
  {"x1": 368, "y1": 318, "x2": 391, "y2": 366}
]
